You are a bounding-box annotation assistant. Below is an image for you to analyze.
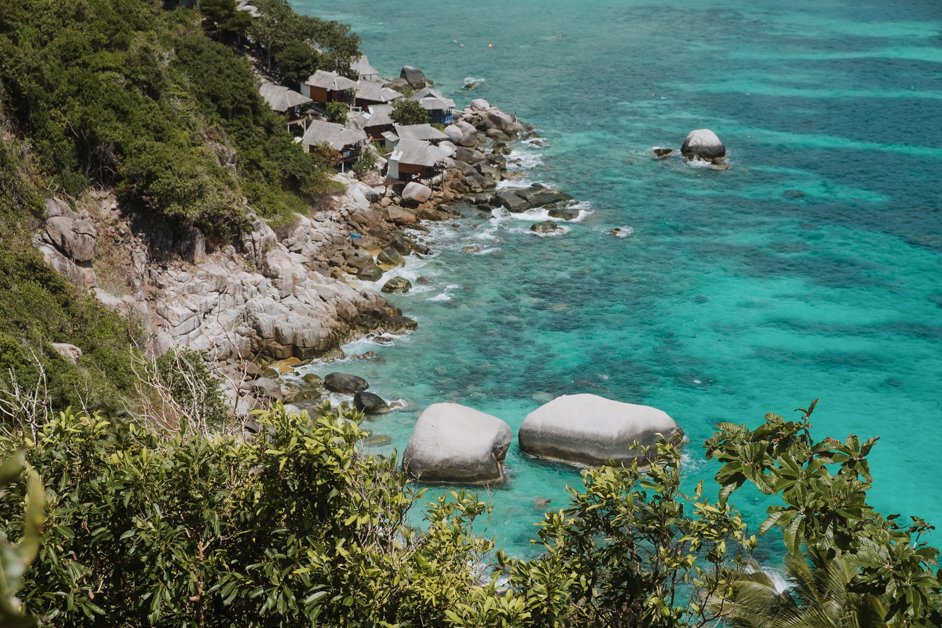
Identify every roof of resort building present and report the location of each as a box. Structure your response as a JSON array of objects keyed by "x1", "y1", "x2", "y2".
[
  {"x1": 301, "y1": 120, "x2": 367, "y2": 151},
  {"x1": 305, "y1": 70, "x2": 357, "y2": 92},
  {"x1": 391, "y1": 139, "x2": 448, "y2": 167},
  {"x1": 258, "y1": 81, "x2": 312, "y2": 112},
  {"x1": 394, "y1": 124, "x2": 450, "y2": 142},
  {"x1": 355, "y1": 80, "x2": 402, "y2": 103},
  {"x1": 352, "y1": 55, "x2": 381, "y2": 80},
  {"x1": 412, "y1": 87, "x2": 456, "y2": 109},
  {"x1": 417, "y1": 96, "x2": 456, "y2": 112}
]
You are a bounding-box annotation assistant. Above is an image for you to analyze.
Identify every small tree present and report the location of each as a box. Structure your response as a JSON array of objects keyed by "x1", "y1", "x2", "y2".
[
  {"x1": 325, "y1": 101, "x2": 348, "y2": 125},
  {"x1": 391, "y1": 99, "x2": 429, "y2": 126},
  {"x1": 351, "y1": 147, "x2": 377, "y2": 179},
  {"x1": 273, "y1": 41, "x2": 319, "y2": 87}
]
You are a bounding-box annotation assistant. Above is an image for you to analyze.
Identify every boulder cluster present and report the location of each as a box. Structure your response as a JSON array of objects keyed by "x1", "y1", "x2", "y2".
[{"x1": 401, "y1": 394, "x2": 682, "y2": 486}]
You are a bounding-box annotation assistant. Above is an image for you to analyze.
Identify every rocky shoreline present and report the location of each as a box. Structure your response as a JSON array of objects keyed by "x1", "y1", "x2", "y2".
[{"x1": 33, "y1": 70, "x2": 585, "y2": 419}]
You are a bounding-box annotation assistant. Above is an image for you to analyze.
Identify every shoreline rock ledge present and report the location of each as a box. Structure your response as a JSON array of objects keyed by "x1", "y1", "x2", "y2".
[
  {"x1": 518, "y1": 394, "x2": 682, "y2": 467},
  {"x1": 403, "y1": 403, "x2": 512, "y2": 485}
]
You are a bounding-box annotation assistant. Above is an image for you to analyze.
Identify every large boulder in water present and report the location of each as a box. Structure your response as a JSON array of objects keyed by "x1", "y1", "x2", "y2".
[
  {"x1": 403, "y1": 403, "x2": 512, "y2": 484},
  {"x1": 400, "y1": 65, "x2": 428, "y2": 89},
  {"x1": 518, "y1": 394, "x2": 681, "y2": 466},
  {"x1": 681, "y1": 129, "x2": 726, "y2": 161},
  {"x1": 324, "y1": 372, "x2": 369, "y2": 395},
  {"x1": 354, "y1": 391, "x2": 390, "y2": 415}
]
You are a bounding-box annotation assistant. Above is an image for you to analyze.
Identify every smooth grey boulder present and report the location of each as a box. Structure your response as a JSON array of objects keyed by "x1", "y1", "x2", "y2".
[
  {"x1": 400, "y1": 65, "x2": 428, "y2": 89},
  {"x1": 518, "y1": 394, "x2": 681, "y2": 467},
  {"x1": 324, "y1": 372, "x2": 369, "y2": 395},
  {"x1": 51, "y1": 342, "x2": 82, "y2": 364},
  {"x1": 402, "y1": 182, "x2": 432, "y2": 204},
  {"x1": 681, "y1": 129, "x2": 726, "y2": 161},
  {"x1": 403, "y1": 403, "x2": 512, "y2": 484}
]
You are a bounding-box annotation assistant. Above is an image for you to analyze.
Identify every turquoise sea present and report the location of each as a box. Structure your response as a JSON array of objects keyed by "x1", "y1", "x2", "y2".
[{"x1": 291, "y1": 0, "x2": 942, "y2": 556}]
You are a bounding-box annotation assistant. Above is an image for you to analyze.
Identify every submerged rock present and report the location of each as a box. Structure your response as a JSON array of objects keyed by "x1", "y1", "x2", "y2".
[
  {"x1": 403, "y1": 403, "x2": 512, "y2": 484},
  {"x1": 531, "y1": 221, "x2": 559, "y2": 234},
  {"x1": 681, "y1": 129, "x2": 726, "y2": 162},
  {"x1": 518, "y1": 394, "x2": 682, "y2": 467},
  {"x1": 652, "y1": 147, "x2": 674, "y2": 159},
  {"x1": 324, "y1": 372, "x2": 369, "y2": 395}
]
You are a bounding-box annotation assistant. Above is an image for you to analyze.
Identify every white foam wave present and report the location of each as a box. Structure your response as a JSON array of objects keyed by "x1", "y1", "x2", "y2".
[
  {"x1": 522, "y1": 136, "x2": 549, "y2": 149},
  {"x1": 530, "y1": 226, "x2": 571, "y2": 237},
  {"x1": 507, "y1": 149, "x2": 545, "y2": 171},
  {"x1": 463, "y1": 76, "x2": 486, "y2": 89},
  {"x1": 610, "y1": 226, "x2": 634, "y2": 238},
  {"x1": 427, "y1": 283, "x2": 461, "y2": 302}
]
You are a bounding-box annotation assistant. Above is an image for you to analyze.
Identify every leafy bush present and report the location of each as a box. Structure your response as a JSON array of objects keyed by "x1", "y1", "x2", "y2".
[
  {"x1": 0, "y1": 400, "x2": 939, "y2": 625},
  {"x1": 351, "y1": 147, "x2": 377, "y2": 179},
  {"x1": 392, "y1": 99, "x2": 430, "y2": 126},
  {"x1": 0, "y1": 405, "x2": 493, "y2": 625},
  {"x1": 325, "y1": 101, "x2": 349, "y2": 125}
]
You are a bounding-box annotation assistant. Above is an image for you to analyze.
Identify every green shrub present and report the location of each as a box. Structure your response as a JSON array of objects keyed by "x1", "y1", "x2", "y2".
[
  {"x1": 325, "y1": 101, "x2": 348, "y2": 125},
  {"x1": 391, "y1": 99, "x2": 430, "y2": 126},
  {"x1": 351, "y1": 148, "x2": 377, "y2": 179}
]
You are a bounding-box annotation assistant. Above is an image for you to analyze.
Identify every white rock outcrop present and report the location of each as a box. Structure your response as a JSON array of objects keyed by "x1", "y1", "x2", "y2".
[
  {"x1": 403, "y1": 403, "x2": 512, "y2": 484},
  {"x1": 680, "y1": 129, "x2": 726, "y2": 161},
  {"x1": 518, "y1": 394, "x2": 681, "y2": 466}
]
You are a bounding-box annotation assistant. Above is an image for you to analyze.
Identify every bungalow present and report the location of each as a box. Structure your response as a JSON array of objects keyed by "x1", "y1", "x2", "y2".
[
  {"x1": 258, "y1": 81, "x2": 312, "y2": 119},
  {"x1": 350, "y1": 104, "x2": 395, "y2": 141},
  {"x1": 354, "y1": 80, "x2": 403, "y2": 109},
  {"x1": 387, "y1": 139, "x2": 448, "y2": 181},
  {"x1": 393, "y1": 124, "x2": 450, "y2": 144},
  {"x1": 411, "y1": 87, "x2": 456, "y2": 125},
  {"x1": 352, "y1": 55, "x2": 381, "y2": 82},
  {"x1": 301, "y1": 70, "x2": 357, "y2": 105},
  {"x1": 301, "y1": 120, "x2": 367, "y2": 169}
]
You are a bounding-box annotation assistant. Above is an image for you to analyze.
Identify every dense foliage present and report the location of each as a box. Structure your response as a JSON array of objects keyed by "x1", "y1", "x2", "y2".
[
  {"x1": 392, "y1": 99, "x2": 431, "y2": 126},
  {"x1": 0, "y1": 0, "x2": 341, "y2": 237},
  {"x1": 2, "y1": 398, "x2": 937, "y2": 626},
  {"x1": 249, "y1": 0, "x2": 361, "y2": 79}
]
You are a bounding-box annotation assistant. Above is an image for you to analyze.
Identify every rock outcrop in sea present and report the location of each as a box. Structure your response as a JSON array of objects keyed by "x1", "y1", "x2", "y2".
[
  {"x1": 681, "y1": 128, "x2": 727, "y2": 167},
  {"x1": 518, "y1": 394, "x2": 682, "y2": 466},
  {"x1": 403, "y1": 403, "x2": 512, "y2": 484}
]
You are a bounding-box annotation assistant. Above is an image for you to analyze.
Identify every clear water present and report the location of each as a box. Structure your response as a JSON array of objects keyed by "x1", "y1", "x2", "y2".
[{"x1": 291, "y1": 0, "x2": 942, "y2": 556}]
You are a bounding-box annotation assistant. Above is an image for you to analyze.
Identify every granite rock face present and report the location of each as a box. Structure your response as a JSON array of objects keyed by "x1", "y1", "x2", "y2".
[
  {"x1": 403, "y1": 403, "x2": 512, "y2": 484},
  {"x1": 518, "y1": 394, "x2": 681, "y2": 466}
]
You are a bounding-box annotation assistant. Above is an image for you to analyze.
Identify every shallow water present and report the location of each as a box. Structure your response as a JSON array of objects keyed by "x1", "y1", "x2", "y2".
[{"x1": 291, "y1": 0, "x2": 942, "y2": 555}]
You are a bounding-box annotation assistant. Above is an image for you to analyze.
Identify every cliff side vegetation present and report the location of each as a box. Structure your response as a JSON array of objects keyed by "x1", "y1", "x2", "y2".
[
  {"x1": 0, "y1": 132, "x2": 139, "y2": 415},
  {"x1": 0, "y1": 0, "x2": 350, "y2": 238}
]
